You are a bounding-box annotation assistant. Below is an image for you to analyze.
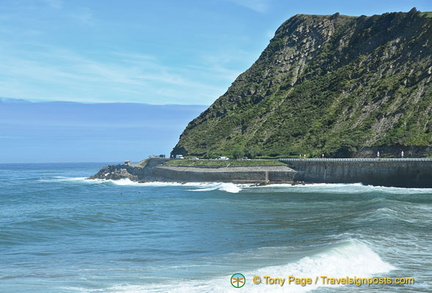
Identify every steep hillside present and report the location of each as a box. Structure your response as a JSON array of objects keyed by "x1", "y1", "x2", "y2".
[{"x1": 172, "y1": 9, "x2": 432, "y2": 158}]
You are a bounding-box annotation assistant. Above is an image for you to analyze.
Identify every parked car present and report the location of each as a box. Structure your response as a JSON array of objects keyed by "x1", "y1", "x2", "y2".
[{"x1": 218, "y1": 156, "x2": 229, "y2": 160}]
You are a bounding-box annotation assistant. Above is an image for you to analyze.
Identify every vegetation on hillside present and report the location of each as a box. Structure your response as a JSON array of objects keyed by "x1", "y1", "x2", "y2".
[
  {"x1": 172, "y1": 9, "x2": 432, "y2": 158},
  {"x1": 163, "y1": 159, "x2": 286, "y2": 167}
]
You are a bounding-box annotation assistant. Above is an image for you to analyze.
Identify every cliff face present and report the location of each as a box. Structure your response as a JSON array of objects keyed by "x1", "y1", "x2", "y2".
[{"x1": 172, "y1": 9, "x2": 432, "y2": 158}]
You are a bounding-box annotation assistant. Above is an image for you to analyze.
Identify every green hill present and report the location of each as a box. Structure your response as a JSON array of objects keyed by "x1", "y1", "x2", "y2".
[{"x1": 172, "y1": 8, "x2": 432, "y2": 158}]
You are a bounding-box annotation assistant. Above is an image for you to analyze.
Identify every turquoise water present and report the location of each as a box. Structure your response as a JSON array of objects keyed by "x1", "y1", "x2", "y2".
[{"x1": 0, "y1": 163, "x2": 431, "y2": 292}]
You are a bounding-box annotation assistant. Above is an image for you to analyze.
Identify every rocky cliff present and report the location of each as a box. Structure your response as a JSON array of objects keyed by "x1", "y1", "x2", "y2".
[{"x1": 172, "y1": 9, "x2": 432, "y2": 158}]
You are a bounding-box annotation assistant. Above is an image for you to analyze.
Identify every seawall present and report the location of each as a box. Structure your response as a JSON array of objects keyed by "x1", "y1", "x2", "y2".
[
  {"x1": 153, "y1": 165, "x2": 296, "y2": 184},
  {"x1": 89, "y1": 158, "x2": 297, "y2": 184},
  {"x1": 89, "y1": 158, "x2": 432, "y2": 188},
  {"x1": 280, "y1": 158, "x2": 432, "y2": 188}
]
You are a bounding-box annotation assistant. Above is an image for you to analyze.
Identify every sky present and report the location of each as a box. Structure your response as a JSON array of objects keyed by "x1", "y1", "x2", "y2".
[
  {"x1": 1, "y1": 0, "x2": 431, "y2": 106},
  {"x1": 0, "y1": 100, "x2": 207, "y2": 163},
  {"x1": 1, "y1": 0, "x2": 431, "y2": 163}
]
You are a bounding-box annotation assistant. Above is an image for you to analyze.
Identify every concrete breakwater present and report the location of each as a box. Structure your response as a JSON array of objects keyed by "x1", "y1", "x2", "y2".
[
  {"x1": 89, "y1": 158, "x2": 432, "y2": 188},
  {"x1": 281, "y1": 158, "x2": 432, "y2": 188},
  {"x1": 153, "y1": 165, "x2": 296, "y2": 184},
  {"x1": 89, "y1": 158, "x2": 297, "y2": 184}
]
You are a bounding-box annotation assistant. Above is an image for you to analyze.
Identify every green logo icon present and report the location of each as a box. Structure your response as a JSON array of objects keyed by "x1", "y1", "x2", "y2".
[{"x1": 231, "y1": 273, "x2": 246, "y2": 288}]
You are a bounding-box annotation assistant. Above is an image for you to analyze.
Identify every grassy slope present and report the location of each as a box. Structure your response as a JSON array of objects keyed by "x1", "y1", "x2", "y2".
[
  {"x1": 163, "y1": 159, "x2": 286, "y2": 167},
  {"x1": 172, "y1": 10, "x2": 432, "y2": 158}
]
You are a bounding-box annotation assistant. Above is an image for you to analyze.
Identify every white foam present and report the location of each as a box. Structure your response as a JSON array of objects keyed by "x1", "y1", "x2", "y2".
[
  {"x1": 40, "y1": 177, "x2": 432, "y2": 195},
  {"x1": 40, "y1": 176, "x2": 247, "y2": 193},
  {"x1": 245, "y1": 183, "x2": 366, "y2": 195},
  {"x1": 105, "y1": 240, "x2": 394, "y2": 293},
  {"x1": 250, "y1": 182, "x2": 432, "y2": 195},
  {"x1": 273, "y1": 239, "x2": 393, "y2": 281},
  {"x1": 188, "y1": 182, "x2": 243, "y2": 193},
  {"x1": 109, "y1": 178, "x2": 144, "y2": 186},
  {"x1": 38, "y1": 176, "x2": 105, "y2": 184},
  {"x1": 362, "y1": 185, "x2": 432, "y2": 194},
  {"x1": 87, "y1": 179, "x2": 244, "y2": 193},
  {"x1": 219, "y1": 183, "x2": 242, "y2": 193},
  {"x1": 109, "y1": 180, "x2": 244, "y2": 192}
]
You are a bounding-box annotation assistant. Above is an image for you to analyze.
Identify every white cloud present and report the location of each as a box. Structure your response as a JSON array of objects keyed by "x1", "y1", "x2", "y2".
[
  {"x1": 0, "y1": 43, "x2": 229, "y2": 104},
  {"x1": 0, "y1": 1, "x2": 256, "y2": 105}
]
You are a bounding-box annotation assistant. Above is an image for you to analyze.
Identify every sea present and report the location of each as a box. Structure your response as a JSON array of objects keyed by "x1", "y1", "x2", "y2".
[{"x1": 0, "y1": 163, "x2": 431, "y2": 293}]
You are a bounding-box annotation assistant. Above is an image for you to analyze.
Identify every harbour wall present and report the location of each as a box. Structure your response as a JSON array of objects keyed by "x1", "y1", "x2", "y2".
[
  {"x1": 280, "y1": 158, "x2": 432, "y2": 188},
  {"x1": 153, "y1": 165, "x2": 296, "y2": 184},
  {"x1": 89, "y1": 158, "x2": 432, "y2": 187},
  {"x1": 89, "y1": 159, "x2": 297, "y2": 184}
]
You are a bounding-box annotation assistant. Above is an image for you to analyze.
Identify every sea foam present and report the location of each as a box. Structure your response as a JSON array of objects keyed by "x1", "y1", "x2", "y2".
[
  {"x1": 106, "y1": 239, "x2": 394, "y2": 293},
  {"x1": 253, "y1": 182, "x2": 432, "y2": 195},
  {"x1": 39, "y1": 177, "x2": 243, "y2": 192},
  {"x1": 189, "y1": 182, "x2": 243, "y2": 193},
  {"x1": 108, "y1": 180, "x2": 245, "y2": 193},
  {"x1": 40, "y1": 177, "x2": 432, "y2": 196},
  {"x1": 38, "y1": 176, "x2": 105, "y2": 184}
]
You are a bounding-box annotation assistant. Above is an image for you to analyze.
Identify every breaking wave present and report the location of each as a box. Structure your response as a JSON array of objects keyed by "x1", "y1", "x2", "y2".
[
  {"x1": 38, "y1": 177, "x2": 246, "y2": 193},
  {"x1": 253, "y1": 182, "x2": 432, "y2": 194},
  {"x1": 104, "y1": 239, "x2": 394, "y2": 293}
]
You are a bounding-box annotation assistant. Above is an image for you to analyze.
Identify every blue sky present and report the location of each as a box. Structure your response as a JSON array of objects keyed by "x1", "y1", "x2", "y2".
[
  {"x1": 1, "y1": 0, "x2": 431, "y2": 105},
  {"x1": 0, "y1": 100, "x2": 207, "y2": 163}
]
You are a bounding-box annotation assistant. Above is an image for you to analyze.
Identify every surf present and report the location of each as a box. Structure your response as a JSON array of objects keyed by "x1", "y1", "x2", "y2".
[{"x1": 106, "y1": 239, "x2": 394, "y2": 293}]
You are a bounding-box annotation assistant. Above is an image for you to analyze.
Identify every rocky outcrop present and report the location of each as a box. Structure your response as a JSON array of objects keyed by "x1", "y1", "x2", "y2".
[
  {"x1": 88, "y1": 158, "x2": 170, "y2": 182},
  {"x1": 88, "y1": 164, "x2": 140, "y2": 181},
  {"x1": 171, "y1": 9, "x2": 432, "y2": 158}
]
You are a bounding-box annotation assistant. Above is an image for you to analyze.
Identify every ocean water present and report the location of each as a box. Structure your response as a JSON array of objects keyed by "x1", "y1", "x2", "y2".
[{"x1": 0, "y1": 163, "x2": 431, "y2": 292}]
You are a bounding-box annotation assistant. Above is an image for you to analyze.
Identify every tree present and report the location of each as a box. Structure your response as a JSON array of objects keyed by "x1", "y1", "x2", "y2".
[
  {"x1": 232, "y1": 145, "x2": 245, "y2": 159},
  {"x1": 246, "y1": 147, "x2": 259, "y2": 159}
]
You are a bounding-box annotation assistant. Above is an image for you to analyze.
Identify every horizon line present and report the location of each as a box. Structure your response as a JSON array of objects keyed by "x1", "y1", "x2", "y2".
[{"x1": 0, "y1": 97, "x2": 210, "y2": 107}]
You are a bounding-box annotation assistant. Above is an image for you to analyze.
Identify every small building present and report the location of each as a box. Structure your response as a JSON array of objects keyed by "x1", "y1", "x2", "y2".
[{"x1": 124, "y1": 160, "x2": 131, "y2": 165}]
